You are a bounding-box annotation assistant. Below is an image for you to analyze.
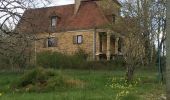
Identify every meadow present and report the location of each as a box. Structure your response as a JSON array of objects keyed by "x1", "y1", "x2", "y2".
[{"x1": 0, "y1": 69, "x2": 165, "y2": 100}]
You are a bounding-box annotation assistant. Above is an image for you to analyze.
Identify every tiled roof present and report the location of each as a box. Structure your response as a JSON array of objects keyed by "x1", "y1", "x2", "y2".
[{"x1": 17, "y1": 1, "x2": 110, "y2": 33}]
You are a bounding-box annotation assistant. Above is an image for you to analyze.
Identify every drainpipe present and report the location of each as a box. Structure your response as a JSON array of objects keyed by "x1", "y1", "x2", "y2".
[{"x1": 93, "y1": 28, "x2": 97, "y2": 60}]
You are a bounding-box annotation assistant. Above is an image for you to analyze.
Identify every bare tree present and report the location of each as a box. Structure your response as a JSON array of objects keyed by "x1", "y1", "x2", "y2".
[
  {"x1": 0, "y1": 0, "x2": 51, "y2": 70},
  {"x1": 110, "y1": 0, "x2": 165, "y2": 81},
  {"x1": 112, "y1": 16, "x2": 145, "y2": 82},
  {"x1": 166, "y1": 0, "x2": 170, "y2": 99}
]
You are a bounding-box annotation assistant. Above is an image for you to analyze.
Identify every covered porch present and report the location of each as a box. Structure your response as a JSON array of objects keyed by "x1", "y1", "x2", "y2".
[{"x1": 94, "y1": 31, "x2": 123, "y2": 61}]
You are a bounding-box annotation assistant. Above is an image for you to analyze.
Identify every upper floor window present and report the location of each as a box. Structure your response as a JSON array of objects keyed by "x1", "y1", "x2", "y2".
[
  {"x1": 51, "y1": 16, "x2": 57, "y2": 27},
  {"x1": 73, "y1": 35, "x2": 83, "y2": 44}
]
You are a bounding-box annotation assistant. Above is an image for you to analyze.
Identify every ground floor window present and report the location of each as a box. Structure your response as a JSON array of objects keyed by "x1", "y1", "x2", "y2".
[
  {"x1": 73, "y1": 35, "x2": 83, "y2": 44},
  {"x1": 47, "y1": 37, "x2": 57, "y2": 47}
]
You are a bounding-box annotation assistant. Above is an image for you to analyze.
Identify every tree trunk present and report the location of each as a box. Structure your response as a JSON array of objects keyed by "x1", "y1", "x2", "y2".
[
  {"x1": 144, "y1": 39, "x2": 151, "y2": 65},
  {"x1": 166, "y1": 0, "x2": 170, "y2": 99},
  {"x1": 9, "y1": 58, "x2": 14, "y2": 71},
  {"x1": 126, "y1": 65, "x2": 135, "y2": 82}
]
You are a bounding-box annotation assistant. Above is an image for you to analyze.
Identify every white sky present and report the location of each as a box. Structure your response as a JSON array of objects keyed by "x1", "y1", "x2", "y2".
[
  {"x1": 50, "y1": 0, "x2": 74, "y2": 6},
  {"x1": 50, "y1": 0, "x2": 122, "y2": 6}
]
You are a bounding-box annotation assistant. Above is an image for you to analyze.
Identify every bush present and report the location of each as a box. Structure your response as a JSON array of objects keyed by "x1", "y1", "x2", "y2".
[
  {"x1": 37, "y1": 51, "x2": 87, "y2": 69},
  {"x1": 74, "y1": 48, "x2": 88, "y2": 60},
  {"x1": 0, "y1": 56, "x2": 9, "y2": 69},
  {"x1": 37, "y1": 51, "x2": 126, "y2": 70},
  {"x1": 113, "y1": 55, "x2": 126, "y2": 67},
  {"x1": 11, "y1": 67, "x2": 85, "y2": 92},
  {"x1": 16, "y1": 67, "x2": 55, "y2": 87}
]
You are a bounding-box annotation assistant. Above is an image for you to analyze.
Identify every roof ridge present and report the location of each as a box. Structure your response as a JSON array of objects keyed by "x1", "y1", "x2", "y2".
[{"x1": 27, "y1": 4, "x2": 74, "y2": 11}]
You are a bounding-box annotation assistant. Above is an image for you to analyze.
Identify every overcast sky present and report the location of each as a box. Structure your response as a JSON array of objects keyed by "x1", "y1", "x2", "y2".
[
  {"x1": 50, "y1": 0, "x2": 74, "y2": 6},
  {"x1": 50, "y1": 0, "x2": 123, "y2": 6}
]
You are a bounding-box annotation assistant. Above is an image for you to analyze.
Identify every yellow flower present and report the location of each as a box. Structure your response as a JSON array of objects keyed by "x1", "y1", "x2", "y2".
[{"x1": 0, "y1": 93, "x2": 2, "y2": 96}]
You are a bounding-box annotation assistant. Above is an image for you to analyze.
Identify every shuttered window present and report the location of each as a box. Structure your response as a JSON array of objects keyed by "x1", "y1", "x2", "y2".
[{"x1": 73, "y1": 36, "x2": 77, "y2": 44}]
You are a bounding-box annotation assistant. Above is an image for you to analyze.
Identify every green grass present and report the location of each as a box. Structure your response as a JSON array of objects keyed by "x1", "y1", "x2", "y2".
[{"x1": 0, "y1": 69, "x2": 165, "y2": 100}]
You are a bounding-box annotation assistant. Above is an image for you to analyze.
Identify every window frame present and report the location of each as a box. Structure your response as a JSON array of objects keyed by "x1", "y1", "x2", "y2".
[
  {"x1": 51, "y1": 16, "x2": 57, "y2": 27},
  {"x1": 73, "y1": 35, "x2": 83, "y2": 44},
  {"x1": 47, "y1": 37, "x2": 57, "y2": 47},
  {"x1": 77, "y1": 35, "x2": 83, "y2": 44}
]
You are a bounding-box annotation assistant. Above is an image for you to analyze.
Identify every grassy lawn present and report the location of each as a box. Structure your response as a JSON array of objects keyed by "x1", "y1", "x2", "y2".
[{"x1": 0, "y1": 69, "x2": 165, "y2": 100}]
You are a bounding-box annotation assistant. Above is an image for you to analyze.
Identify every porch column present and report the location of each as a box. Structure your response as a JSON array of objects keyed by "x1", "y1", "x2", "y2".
[
  {"x1": 115, "y1": 37, "x2": 119, "y2": 54},
  {"x1": 106, "y1": 32, "x2": 111, "y2": 60},
  {"x1": 93, "y1": 29, "x2": 97, "y2": 60}
]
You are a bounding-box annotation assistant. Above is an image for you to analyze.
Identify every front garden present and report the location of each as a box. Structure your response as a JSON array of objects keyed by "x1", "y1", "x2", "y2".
[{"x1": 0, "y1": 68, "x2": 165, "y2": 100}]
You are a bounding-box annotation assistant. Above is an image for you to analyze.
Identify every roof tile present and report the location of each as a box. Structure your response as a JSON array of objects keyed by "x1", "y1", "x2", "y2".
[{"x1": 17, "y1": 1, "x2": 109, "y2": 33}]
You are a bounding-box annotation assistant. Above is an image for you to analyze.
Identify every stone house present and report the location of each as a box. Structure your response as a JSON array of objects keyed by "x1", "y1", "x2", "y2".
[{"x1": 17, "y1": 0, "x2": 123, "y2": 60}]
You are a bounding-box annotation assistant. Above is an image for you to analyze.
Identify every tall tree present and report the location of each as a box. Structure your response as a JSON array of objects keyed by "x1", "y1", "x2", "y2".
[
  {"x1": 166, "y1": 0, "x2": 170, "y2": 99},
  {"x1": 0, "y1": 0, "x2": 51, "y2": 70},
  {"x1": 110, "y1": 1, "x2": 146, "y2": 82},
  {"x1": 111, "y1": 0, "x2": 166, "y2": 81}
]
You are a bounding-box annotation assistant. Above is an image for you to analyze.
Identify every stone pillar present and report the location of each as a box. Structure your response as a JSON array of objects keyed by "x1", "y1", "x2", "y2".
[
  {"x1": 115, "y1": 37, "x2": 119, "y2": 55},
  {"x1": 106, "y1": 32, "x2": 111, "y2": 60},
  {"x1": 93, "y1": 30, "x2": 97, "y2": 61}
]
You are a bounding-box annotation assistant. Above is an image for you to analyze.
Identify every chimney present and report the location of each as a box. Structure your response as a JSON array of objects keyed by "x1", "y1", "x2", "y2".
[
  {"x1": 74, "y1": 0, "x2": 99, "y2": 15},
  {"x1": 74, "y1": 0, "x2": 81, "y2": 15}
]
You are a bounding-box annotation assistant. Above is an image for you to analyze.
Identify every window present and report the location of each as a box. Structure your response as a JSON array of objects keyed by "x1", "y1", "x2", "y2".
[
  {"x1": 73, "y1": 35, "x2": 83, "y2": 44},
  {"x1": 47, "y1": 37, "x2": 57, "y2": 47},
  {"x1": 51, "y1": 16, "x2": 57, "y2": 27},
  {"x1": 77, "y1": 35, "x2": 83, "y2": 44}
]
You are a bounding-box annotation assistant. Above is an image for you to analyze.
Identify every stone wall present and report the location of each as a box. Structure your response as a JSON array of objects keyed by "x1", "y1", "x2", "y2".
[{"x1": 35, "y1": 30, "x2": 98, "y2": 59}]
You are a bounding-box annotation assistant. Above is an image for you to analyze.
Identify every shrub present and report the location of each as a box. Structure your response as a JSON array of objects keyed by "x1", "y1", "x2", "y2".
[
  {"x1": 37, "y1": 51, "x2": 87, "y2": 69},
  {"x1": 37, "y1": 51, "x2": 126, "y2": 70},
  {"x1": 87, "y1": 60, "x2": 126, "y2": 70},
  {"x1": 11, "y1": 67, "x2": 55, "y2": 90},
  {"x1": 11, "y1": 67, "x2": 85, "y2": 92},
  {"x1": 0, "y1": 56, "x2": 8, "y2": 69},
  {"x1": 113, "y1": 55, "x2": 126, "y2": 67},
  {"x1": 74, "y1": 48, "x2": 88, "y2": 60}
]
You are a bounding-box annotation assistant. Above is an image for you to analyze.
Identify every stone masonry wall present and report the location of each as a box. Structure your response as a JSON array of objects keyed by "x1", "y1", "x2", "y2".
[{"x1": 35, "y1": 30, "x2": 97, "y2": 59}]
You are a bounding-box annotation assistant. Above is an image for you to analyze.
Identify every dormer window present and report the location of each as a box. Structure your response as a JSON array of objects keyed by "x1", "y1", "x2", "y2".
[{"x1": 51, "y1": 16, "x2": 57, "y2": 27}]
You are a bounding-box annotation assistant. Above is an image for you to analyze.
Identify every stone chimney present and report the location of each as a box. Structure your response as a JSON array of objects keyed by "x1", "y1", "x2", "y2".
[
  {"x1": 74, "y1": 0, "x2": 81, "y2": 15},
  {"x1": 74, "y1": 0, "x2": 101, "y2": 15}
]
